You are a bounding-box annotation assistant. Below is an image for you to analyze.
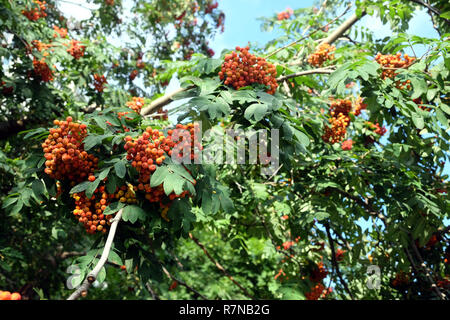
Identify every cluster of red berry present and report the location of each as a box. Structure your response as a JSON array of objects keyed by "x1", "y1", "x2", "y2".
[
  {"x1": 129, "y1": 69, "x2": 138, "y2": 81},
  {"x1": 22, "y1": 0, "x2": 47, "y2": 21},
  {"x1": 277, "y1": 8, "x2": 294, "y2": 20},
  {"x1": 93, "y1": 74, "x2": 107, "y2": 92},
  {"x1": 308, "y1": 43, "x2": 335, "y2": 67},
  {"x1": 335, "y1": 248, "x2": 346, "y2": 262},
  {"x1": 66, "y1": 40, "x2": 86, "y2": 60},
  {"x1": 341, "y1": 139, "x2": 353, "y2": 151},
  {"x1": 0, "y1": 81, "x2": 13, "y2": 96},
  {"x1": 42, "y1": 117, "x2": 98, "y2": 183},
  {"x1": 219, "y1": 46, "x2": 278, "y2": 95}
]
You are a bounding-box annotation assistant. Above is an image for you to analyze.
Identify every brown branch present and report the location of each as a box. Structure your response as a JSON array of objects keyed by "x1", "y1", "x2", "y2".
[
  {"x1": 161, "y1": 265, "x2": 208, "y2": 300},
  {"x1": 410, "y1": 236, "x2": 447, "y2": 300},
  {"x1": 319, "y1": 11, "x2": 366, "y2": 46},
  {"x1": 188, "y1": 233, "x2": 254, "y2": 299},
  {"x1": 140, "y1": 85, "x2": 194, "y2": 116},
  {"x1": 407, "y1": 0, "x2": 442, "y2": 17},
  {"x1": 67, "y1": 209, "x2": 123, "y2": 300},
  {"x1": 324, "y1": 223, "x2": 354, "y2": 300},
  {"x1": 277, "y1": 67, "x2": 335, "y2": 82},
  {"x1": 145, "y1": 282, "x2": 161, "y2": 300}
]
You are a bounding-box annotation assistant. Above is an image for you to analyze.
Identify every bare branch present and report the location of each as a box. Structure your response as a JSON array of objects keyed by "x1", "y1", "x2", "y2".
[
  {"x1": 277, "y1": 67, "x2": 335, "y2": 82},
  {"x1": 140, "y1": 85, "x2": 194, "y2": 116},
  {"x1": 67, "y1": 209, "x2": 123, "y2": 300}
]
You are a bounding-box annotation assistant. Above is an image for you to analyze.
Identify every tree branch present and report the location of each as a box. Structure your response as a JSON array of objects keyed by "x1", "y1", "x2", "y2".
[
  {"x1": 319, "y1": 11, "x2": 366, "y2": 46},
  {"x1": 140, "y1": 85, "x2": 194, "y2": 116},
  {"x1": 277, "y1": 67, "x2": 335, "y2": 82},
  {"x1": 188, "y1": 233, "x2": 254, "y2": 299},
  {"x1": 160, "y1": 265, "x2": 208, "y2": 300},
  {"x1": 324, "y1": 223, "x2": 354, "y2": 300},
  {"x1": 67, "y1": 209, "x2": 123, "y2": 300}
]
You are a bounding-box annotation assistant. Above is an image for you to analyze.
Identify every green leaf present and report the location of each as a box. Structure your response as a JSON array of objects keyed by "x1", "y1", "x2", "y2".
[
  {"x1": 85, "y1": 179, "x2": 101, "y2": 199},
  {"x1": 244, "y1": 103, "x2": 268, "y2": 122},
  {"x1": 122, "y1": 205, "x2": 146, "y2": 223},
  {"x1": 114, "y1": 161, "x2": 126, "y2": 179},
  {"x1": 98, "y1": 167, "x2": 111, "y2": 181},
  {"x1": 70, "y1": 181, "x2": 90, "y2": 194},
  {"x1": 411, "y1": 113, "x2": 424, "y2": 129},
  {"x1": 150, "y1": 166, "x2": 169, "y2": 187},
  {"x1": 108, "y1": 251, "x2": 123, "y2": 266}
]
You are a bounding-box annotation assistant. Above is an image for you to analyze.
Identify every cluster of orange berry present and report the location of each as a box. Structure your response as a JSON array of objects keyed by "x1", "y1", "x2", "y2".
[
  {"x1": 28, "y1": 40, "x2": 55, "y2": 82},
  {"x1": 277, "y1": 8, "x2": 293, "y2": 20},
  {"x1": 305, "y1": 283, "x2": 332, "y2": 300},
  {"x1": 22, "y1": 0, "x2": 47, "y2": 21},
  {"x1": 308, "y1": 43, "x2": 335, "y2": 67},
  {"x1": 66, "y1": 40, "x2": 86, "y2": 60},
  {"x1": 53, "y1": 25, "x2": 68, "y2": 38},
  {"x1": 125, "y1": 97, "x2": 145, "y2": 114},
  {"x1": 42, "y1": 117, "x2": 98, "y2": 183},
  {"x1": 169, "y1": 123, "x2": 202, "y2": 162},
  {"x1": 219, "y1": 46, "x2": 278, "y2": 95},
  {"x1": 375, "y1": 52, "x2": 415, "y2": 81},
  {"x1": 124, "y1": 124, "x2": 199, "y2": 206},
  {"x1": 0, "y1": 291, "x2": 21, "y2": 300},
  {"x1": 375, "y1": 52, "x2": 414, "y2": 89},
  {"x1": 93, "y1": 74, "x2": 107, "y2": 92},
  {"x1": 322, "y1": 99, "x2": 352, "y2": 144},
  {"x1": 72, "y1": 184, "x2": 136, "y2": 234}
]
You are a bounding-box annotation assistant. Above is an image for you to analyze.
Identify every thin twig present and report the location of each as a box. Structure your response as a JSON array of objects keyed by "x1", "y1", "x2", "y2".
[
  {"x1": 188, "y1": 233, "x2": 254, "y2": 299},
  {"x1": 266, "y1": 4, "x2": 352, "y2": 59},
  {"x1": 161, "y1": 265, "x2": 209, "y2": 300}
]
